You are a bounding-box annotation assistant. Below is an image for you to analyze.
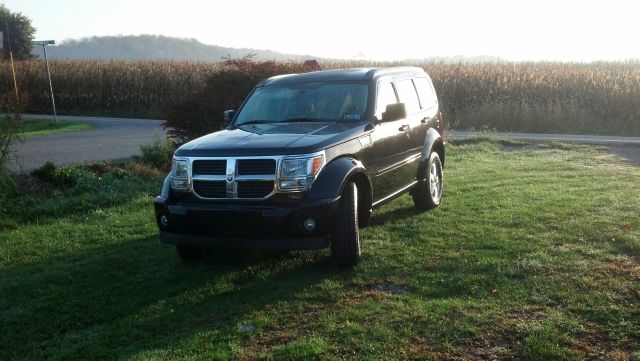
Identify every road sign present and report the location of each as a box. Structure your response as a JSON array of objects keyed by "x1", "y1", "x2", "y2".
[{"x1": 32, "y1": 40, "x2": 55, "y2": 46}]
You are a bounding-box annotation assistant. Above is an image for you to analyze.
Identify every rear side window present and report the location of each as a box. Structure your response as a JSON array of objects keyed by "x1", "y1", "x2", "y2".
[
  {"x1": 414, "y1": 77, "x2": 438, "y2": 111},
  {"x1": 395, "y1": 79, "x2": 421, "y2": 115},
  {"x1": 375, "y1": 82, "x2": 398, "y2": 119}
]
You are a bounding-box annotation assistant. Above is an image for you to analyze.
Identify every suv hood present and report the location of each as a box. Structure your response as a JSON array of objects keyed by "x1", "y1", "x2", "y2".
[{"x1": 175, "y1": 121, "x2": 366, "y2": 157}]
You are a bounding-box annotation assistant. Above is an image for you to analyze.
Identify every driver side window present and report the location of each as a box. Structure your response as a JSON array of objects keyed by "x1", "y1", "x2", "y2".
[{"x1": 375, "y1": 82, "x2": 398, "y2": 120}]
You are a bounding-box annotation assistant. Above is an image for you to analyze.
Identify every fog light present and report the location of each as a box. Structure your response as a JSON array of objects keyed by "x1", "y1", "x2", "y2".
[
  {"x1": 160, "y1": 215, "x2": 168, "y2": 227},
  {"x1": 303, "y1": 218, "x2": 316, "y2": 231}
]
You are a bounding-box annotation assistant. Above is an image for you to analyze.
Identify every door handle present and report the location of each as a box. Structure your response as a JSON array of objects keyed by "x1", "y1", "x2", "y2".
[
  {"x1": 421, "y1": 116, "x2": 431, "y2": 124},
  {"x1": 399, "y1": 124, "x2": 410, "y2": 132}
]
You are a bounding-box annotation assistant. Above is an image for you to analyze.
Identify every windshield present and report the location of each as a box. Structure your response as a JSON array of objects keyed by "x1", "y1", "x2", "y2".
[{"x1": 234, "y1": 82, "x2": 369, "y2": 125}]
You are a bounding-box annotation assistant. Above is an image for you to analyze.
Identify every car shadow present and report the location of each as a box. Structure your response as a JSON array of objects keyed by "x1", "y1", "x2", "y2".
[
  {"x1": 368, "y1": 203, "x2": 421, "y2": 227},
  {"x1": 2, "y1": 234, "x2": 350, "y2": 359}
]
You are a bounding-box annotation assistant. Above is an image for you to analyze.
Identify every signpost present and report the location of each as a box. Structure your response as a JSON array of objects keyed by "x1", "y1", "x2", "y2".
[{"x1": 33, "y1": 40, "x2": 57, "y2": 123}]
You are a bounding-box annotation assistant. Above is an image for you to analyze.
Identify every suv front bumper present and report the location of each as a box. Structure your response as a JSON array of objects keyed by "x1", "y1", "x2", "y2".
[{"x1": 154, "y1": 195, "x2": 340, "y2": 250}]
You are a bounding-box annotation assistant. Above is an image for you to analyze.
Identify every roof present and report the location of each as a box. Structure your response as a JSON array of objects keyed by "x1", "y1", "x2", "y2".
[{"x1": 260, "y1": 67, "x2": 427, "y2": 86}]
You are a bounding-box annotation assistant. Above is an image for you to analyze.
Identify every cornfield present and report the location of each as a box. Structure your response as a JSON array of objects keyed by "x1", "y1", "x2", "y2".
[
  {"x1": 1, "y1": 60, "x2": 639, "y2": 135},
  {"x1": 0, "y1": 60, "x2": 224, "y2": 118}
]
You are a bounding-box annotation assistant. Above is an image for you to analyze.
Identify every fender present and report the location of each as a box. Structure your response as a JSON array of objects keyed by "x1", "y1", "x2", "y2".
[
  {"x1": 158, "y1": 175, "x2": 171, "y2": 199},
  {"x1": 422, "y1": 128, "x2": 445, "y2": 166},
  {"x1": 308, "y1": 156, "x2": 370, "y2": 200}
]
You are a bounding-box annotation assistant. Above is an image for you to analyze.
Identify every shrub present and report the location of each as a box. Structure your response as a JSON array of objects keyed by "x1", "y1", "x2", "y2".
[
  {"x1": 31, "y1": 162, "x2": 95, "y2": 188},
  {"x1": 30, "y1": 161, "x2": 57, "y2": 183},
  {"x1": 140, "y1": 135, "x2": 175, "y2": 170},
  {"x1": 127, "y1": 162, "x2": 161, "y2": 180}
]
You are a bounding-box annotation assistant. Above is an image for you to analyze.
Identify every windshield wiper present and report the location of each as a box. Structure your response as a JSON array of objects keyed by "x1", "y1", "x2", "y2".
[
  {"x1": 237, "y1": 120, "x2": 270, "y2": 126},
  {"x1": 281, "y1": 117, "x2": 325, "y2": 123}
]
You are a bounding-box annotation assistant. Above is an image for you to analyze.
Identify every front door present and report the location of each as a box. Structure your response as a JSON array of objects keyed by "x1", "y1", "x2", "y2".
[{"x1": 359, "y1": 81, "x2": 415, "y2": 203}]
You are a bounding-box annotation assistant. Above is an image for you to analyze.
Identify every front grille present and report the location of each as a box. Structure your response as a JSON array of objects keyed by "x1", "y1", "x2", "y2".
[
  {"x1": 193, "y1": 180, "x2": 226, "y2": 198},
  {"x1": 190, "y1": 157, "x2": 278, "y2": 199},
  {"x1": 193, "y1": 160, "x2": 226, "y2": 175},
  {"x1": 237, "y1": 159, "x2": 276, "y2": 175},
  {"x1": 237, "y1": 181, "x2": 274, "y2": 198}
]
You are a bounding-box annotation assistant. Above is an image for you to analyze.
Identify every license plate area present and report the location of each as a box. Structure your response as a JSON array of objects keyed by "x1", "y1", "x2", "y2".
[{"x1": 189, "y1": 210, "x2": 263, "y2": 236}]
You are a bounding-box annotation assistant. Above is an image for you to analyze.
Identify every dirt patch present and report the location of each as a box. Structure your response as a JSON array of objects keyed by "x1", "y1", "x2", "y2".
[{"x1": 608, "y1": 145, "x2": 640, "y2": 166}]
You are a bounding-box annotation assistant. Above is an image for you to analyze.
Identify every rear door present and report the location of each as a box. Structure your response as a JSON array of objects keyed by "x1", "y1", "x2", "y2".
[
  {"x1": 412, "y1": 76, "x2": 439, "y2": 138},
  {"x1": 390, "y1": 78, "x2": 428, "y2": 187}
]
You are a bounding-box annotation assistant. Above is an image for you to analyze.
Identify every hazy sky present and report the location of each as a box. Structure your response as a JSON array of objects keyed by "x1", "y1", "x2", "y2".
[{"x1": 4, "y1": 0, "x2": 640, "y2": 61}]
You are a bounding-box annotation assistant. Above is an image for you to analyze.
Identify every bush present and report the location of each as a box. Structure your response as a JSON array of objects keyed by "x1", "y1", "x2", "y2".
[
  {"x1": 0, "y1": 173, "x2": 16, "y2": 217},
  {"x1": 162, "y1": 57, "x2": 308, "y2": 143},
  {"x1": 30, "y1": 161, "x2": 57, "y2": 183},
  {"x1": 127, "y1": 162, "x2": 161, "y2": 180},
  {"x1": 139, "y1": 135, "x2": 175, "y2": 170},
  {"x1": 31, "y1": 162, "x2": 97, "y2": 188}
]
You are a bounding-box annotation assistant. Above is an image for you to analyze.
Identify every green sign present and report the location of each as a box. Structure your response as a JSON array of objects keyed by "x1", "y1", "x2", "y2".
[{"x1": 32, "y1": 40, "x2": 55, "y2": 46}]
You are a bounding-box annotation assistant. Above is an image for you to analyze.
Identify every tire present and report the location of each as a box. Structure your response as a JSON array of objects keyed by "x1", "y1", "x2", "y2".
[
  {"x1": 412, "y1": 151, "x2": 443, "y2": 211},
  {"x1": 331, "y1": 182, "x2": 360, "y2": 266},
  {"x1": 176, "y1": 245, "x2": 203, "y2": 262}
]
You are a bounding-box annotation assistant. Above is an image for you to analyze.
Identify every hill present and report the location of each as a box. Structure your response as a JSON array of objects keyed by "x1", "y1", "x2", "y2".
[{"x1": 30, "y1": 34, "x2": 320, "y2": 62}]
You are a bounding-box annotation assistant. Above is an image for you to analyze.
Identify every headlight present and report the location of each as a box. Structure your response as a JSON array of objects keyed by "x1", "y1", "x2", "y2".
[
  {"x1": 170, "y1": 158, "x2": 190, "y2": 190},
  {"x1": 279, "y1": 153, "x2": 325, "y2": 191}
]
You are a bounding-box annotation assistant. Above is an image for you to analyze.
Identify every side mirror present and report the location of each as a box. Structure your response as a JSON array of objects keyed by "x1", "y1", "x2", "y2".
[
  {"x1": 381, "y1": 103, "x2": 407, "y2": 123},
  {"x1": 223, "y1": 109, "x2": 236, "y2": 123}
]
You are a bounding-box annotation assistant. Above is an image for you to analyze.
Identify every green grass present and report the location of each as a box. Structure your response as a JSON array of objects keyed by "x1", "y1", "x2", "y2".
[
  {"x1": 1, "y1": 140, "x2": 639, "y2": 360},
  {"x1": 17, "y1": 119, "x2": 94, "y2": 137}
]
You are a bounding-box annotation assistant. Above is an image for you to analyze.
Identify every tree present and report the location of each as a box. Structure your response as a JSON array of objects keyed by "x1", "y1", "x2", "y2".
[
  {"x1": 0, "y1": 5, "x2": 36, "y2": 60},
  {"x1": 162, "y1": 57, "x2": 307, "y2": 144}
]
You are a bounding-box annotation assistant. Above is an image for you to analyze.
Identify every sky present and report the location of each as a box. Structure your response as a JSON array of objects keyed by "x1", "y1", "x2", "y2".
[{"x1": 4, "y1": 0, "x2": 640, "y2": 62}]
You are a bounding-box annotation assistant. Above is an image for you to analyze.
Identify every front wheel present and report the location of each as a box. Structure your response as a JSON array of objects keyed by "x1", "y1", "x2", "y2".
[
  {"x1": 412, "y1": 151, "x2": 443, "y2": 211},
  {"x1": 331, "y1": 182, "x2": 360, "y2": 266}
]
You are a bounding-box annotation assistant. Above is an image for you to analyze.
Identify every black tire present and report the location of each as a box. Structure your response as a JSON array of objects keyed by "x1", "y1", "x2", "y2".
[
  {"x1": 331, "y1": 182, "x2": 360, "y2": 266},
  {"x1": 176, "y1": 245, "x2": 203, "y2": 262},
  {"x1": 412, "y1": 151, "x2": 443, "y2": 211}
]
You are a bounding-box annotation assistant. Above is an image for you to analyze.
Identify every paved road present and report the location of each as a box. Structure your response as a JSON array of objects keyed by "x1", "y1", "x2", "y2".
[
  {"x1": 9, "y1": 115, "x2": 640, "y2": 173},
  {"x1": 448, "y1": 130, "x2": 640, "y2": 145},
  {"x1": 449, "y1": 130, "x2": 640, "y2": 166},
  {"x1": 9, "y1": 115, "x2": 165, "y2": 173}
]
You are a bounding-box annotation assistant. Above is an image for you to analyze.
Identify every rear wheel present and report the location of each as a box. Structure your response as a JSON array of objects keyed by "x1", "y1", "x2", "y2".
[
  {"x1": 176, "y1": 245, "x2": 203, "y2": 262},
  {"x1": 331, "y1": 182, "x2": 360, "y2": 266},
  {"x1": 412, "y1": 151, "x2": 443, "y2": 211}
]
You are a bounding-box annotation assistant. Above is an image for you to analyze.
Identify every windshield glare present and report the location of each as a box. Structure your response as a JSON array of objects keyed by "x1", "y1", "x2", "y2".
[{"x1": 234, "y1": 82, "x2": 368, "y2": 125}]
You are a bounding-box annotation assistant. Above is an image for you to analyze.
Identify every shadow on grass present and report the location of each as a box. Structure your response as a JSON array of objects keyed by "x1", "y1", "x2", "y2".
[
  {"x1": 1, "y1": 234, "x2": 347, "y2": 359},
  {"x1": 368, "y1": 204, "x2": 420, "y2": 227}
]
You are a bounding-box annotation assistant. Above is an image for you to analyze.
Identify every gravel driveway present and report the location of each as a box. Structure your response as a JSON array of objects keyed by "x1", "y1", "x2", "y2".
[{"x1": 8, "y1": 115, "x2": 165, "y2": 173}]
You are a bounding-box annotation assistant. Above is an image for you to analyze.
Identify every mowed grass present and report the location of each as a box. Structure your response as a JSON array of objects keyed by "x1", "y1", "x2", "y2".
[
  {"x1": 17, "y1": 119, "x2": 94, "y2": 137},
  {"x1": 1, "y1": 140, "x2": 639, "y2": 360}
]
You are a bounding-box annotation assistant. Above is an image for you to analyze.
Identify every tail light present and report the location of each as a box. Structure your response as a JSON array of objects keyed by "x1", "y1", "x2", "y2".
[{"x1": 438, "y1": 112, "x2": 446, "y2": 138}]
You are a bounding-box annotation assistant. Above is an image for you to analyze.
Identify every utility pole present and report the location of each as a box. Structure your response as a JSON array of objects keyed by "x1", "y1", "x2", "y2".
[{"x1": 33, "y1": 40, "x2": 57, "y2": 123}]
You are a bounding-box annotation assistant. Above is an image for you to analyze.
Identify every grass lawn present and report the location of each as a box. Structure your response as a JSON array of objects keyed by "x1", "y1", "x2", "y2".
[
  {"x1": 1, "y1": 140, "x2": 639, "y2": 360},
  {"x1": 17, "y1": 119, "x2": 94, "y2": 137}
]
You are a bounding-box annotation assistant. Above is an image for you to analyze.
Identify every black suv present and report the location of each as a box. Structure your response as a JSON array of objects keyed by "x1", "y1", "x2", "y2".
[{"x1": 154, "y1": 67, "x2": 445, "y2": 266}]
